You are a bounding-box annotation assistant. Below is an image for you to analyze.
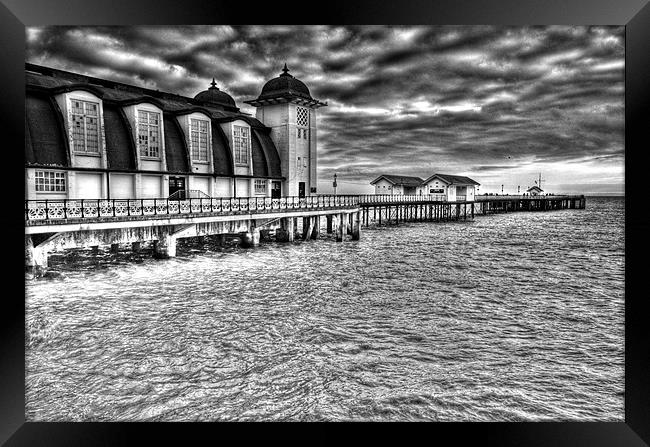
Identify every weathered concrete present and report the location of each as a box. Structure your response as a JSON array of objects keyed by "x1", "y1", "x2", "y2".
[
  {"x1": 25, "y1": 207, "x2": 360, "y2": 235},
  {"x1": 25, "y1": 208, "x2": 361, "y2": 270}
]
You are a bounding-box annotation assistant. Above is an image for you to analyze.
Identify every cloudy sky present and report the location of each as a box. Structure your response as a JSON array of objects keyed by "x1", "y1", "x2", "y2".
[{"x1": 26, "y1": 25, "x2": 624, "y2": 194}]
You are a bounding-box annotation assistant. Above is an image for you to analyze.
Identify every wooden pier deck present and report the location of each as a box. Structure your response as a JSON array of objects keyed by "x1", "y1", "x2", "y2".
[{"x1": 358, "y1": 194, "x2": 586, "y2": 226}]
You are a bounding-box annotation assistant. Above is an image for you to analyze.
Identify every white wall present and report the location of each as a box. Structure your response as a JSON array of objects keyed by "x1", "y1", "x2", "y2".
[
  {"x1": 141, "y1": 174, "x2": 163, "y2": 198},
  {"x1": 75, "y1": 172, "x2": 103, "y2": 199},
  {"x1": 254, "y1": 102, "x2": 318, "y2": 197},
  {"x1": 373, "y1": 179, "x2": 395, "y2": 194},
  {"x1": 235, "y1": 178, "x2": 249, "y2": 197},
  {"x1": 213, "y1": 178, "x2": 232, "y2": 197},
  {"x1": 110, "y1": 174, "x2": 134, "y2": 199}
]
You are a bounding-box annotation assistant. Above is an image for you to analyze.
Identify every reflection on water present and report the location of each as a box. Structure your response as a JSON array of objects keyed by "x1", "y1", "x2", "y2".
[{"x1": 26, "y1": 197, "x2": 624, "y2": 421}]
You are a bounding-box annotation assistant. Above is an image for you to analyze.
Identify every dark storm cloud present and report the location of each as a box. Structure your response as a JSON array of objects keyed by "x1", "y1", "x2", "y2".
[{"x1": 26, "y1": 25, "x2": 624, "y2": 193}]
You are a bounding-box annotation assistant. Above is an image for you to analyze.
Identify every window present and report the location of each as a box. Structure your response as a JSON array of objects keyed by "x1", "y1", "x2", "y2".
[
  {"x1": 297, "y1": 107, "x2": 309, "y2": 140},
  {"x1": 190, "y1": 119, "x2": 209, "y2": 162},
  {"x1": 254, "y1": 179, "x2": 267, "y2": 194},
  {"x1": 430, "y1": 188, "x2": 444, "y2": 194},
  {"x1": 137, "y1": 110, "x2": 161, "y2": 158},
  {"x1": 35, "y1": 171, "x2": 66, "y2": 192},
  {"x1": 233, "y1": 125, "x2": 249, "y2": 165},
  {"x1": 297, "y1": 106, "x2": 309, "y2": 127},
  {"x1": 71, "y1": 99, "x2": 99, "y2": 153}
]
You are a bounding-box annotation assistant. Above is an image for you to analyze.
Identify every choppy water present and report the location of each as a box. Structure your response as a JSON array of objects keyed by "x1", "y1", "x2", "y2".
[{"x1": 25, "y1": 197, "x2": 625, "y2": 421}]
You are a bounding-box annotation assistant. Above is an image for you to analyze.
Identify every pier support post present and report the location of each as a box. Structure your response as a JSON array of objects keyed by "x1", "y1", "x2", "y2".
[
  {"x1": 326, "y1": 215, "x2": 333, "y2": 234},
  {"x1": 311, "y1": 216, "x2": 320, "y2": 240},
  {"x1": 277, "y1": 217, "x2": 294, "y2": 242},
  {"x1": 240, "y1": 228, "x2": 260, "y2": 248},
  {"x1": 25, "y1": 236, "x2": 48, "y2": 273},
  {"x1": 153, "y1": 234, "x2": 176, "y2": 259},
  {"x1": 335, "y1": 214, "x2": 343, "y2": 242},
  {"x1": 131, "y1": 241, "x2": 141, "y2": 252},
  {"x1": 111, "y1": 243, "x2": 120, "y2": 254},
  {"x1": 351, "y1": 211, "x2": 361, "y2": 241},
  {"x1": 288, "y1": 218, "x2": 295, "y2": 242}
]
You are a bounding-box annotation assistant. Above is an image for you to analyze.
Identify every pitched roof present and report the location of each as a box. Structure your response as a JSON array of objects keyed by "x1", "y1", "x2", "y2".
[
  {"x1": 370, "y1": 174, "x2": 424, "y2": 187},
  {"x1": 422, "y1": 173, "x2": 480, "y2": 186},
  {"x1": 527, "y1": 185, "x2": 544, "y2": 192}
]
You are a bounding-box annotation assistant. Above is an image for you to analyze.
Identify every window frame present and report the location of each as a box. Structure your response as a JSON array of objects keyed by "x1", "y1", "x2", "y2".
[
  {"x1": 190, "y1": 117, "x2": 210, "y2": 163},
  {"x1": 233, "y1": 125, "x2": 250, "y2": 166},
  {"x1": 34, "y1": 170, "x2": 67, "y2": 193},
  {"x1": 254, "y1": 179, "x2": 267, "y2": 195},
  {"x1": 137, "y1": 109, "x2": 162, "y2": 160},
  {"x1": 70, "y1": 98, "x2": 101, "y2": 155}
]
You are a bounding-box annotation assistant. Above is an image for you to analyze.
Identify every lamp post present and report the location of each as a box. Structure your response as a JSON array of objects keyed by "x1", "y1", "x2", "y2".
[{"x1": 333, "y1": 173, "x2": 337, "y2": 196}]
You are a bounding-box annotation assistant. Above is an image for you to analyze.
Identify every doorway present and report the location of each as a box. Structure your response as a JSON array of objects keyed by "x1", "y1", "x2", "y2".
[
  {"x1": 168, "y1": 176, "x2": 186, "y2": 198},
  {"x1": 298, "y1": 182, "x2": 306, "y2": 198},
  {"x1": 271, "y1": 181, "x2": 281, "y2": 198}
]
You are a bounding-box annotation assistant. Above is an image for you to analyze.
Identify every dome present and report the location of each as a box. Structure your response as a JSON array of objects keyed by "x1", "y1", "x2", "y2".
[
  {"x1": 193, "y1": 79, "x2": 237, "y2": 109},
  {"x1": 259, "y1": 64, "x2": 312, "y2": 100}
]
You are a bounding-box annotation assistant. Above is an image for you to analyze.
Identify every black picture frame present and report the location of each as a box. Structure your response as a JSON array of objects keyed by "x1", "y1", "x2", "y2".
[{"x1": 2, "y1": 0, "x2": 648, "y2": 444}]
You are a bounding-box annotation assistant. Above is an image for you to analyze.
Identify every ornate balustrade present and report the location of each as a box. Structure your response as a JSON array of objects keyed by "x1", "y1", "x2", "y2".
[
  {"x1": 358, "y1": 194, "x2": 448, "y2": 204},
  {"x1": 25, "y1": 195, "x2": 359, "y2": 223}
]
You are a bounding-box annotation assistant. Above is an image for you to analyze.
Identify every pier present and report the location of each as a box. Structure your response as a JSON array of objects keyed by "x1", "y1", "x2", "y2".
[
  {"x1": 359, "y1": 194, "x2": 586, "y2": 225},
  {"x1": 25, "y1": 195, "x2": 362, "y2": 271},
  {"x1": 359, "y1": 194, "x2": 586, "y2": 227},
  {"x1": 24, "y1": 193, "x2": 585, "y2": 272}
]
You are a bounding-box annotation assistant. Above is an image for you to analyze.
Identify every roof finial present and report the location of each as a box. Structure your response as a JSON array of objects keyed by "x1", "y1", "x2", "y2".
[
  {"x1": 210, "y1": 78, "x2": 217, "y2": 89},
  {"x1": 282, "y1": 63, "x2": 290, "y2": 75}
]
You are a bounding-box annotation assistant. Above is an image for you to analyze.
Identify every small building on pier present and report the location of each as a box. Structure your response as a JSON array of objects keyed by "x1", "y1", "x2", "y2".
[
  {"x1": 370, "y1": 175, "x2": 423, "y2": 195},
  {"x1": 418, "y1": 174, "x2": 480, "y2": 201},
  {"x1": 526, "y1": 185, "x2": 544, "y2": 196}
]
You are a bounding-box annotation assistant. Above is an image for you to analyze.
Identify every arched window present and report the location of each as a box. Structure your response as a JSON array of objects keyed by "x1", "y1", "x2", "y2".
[
  {"x1": 137, "y1": 109, "x2": 162, "y2": 158},
  {"x1": 70, "y1": 99, "x2": 100, "y2": 153},
  {"x1": 233, "y1": 125, "x2": 250, "y2": 165},
  {"x1": 190, "y1": 118, "x2": 210, "y2": 162}
]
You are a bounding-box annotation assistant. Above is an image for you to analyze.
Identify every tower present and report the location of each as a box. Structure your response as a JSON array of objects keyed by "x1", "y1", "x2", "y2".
[{"x1": 245, "y1": 64, "x2": 327, "y2": 197}]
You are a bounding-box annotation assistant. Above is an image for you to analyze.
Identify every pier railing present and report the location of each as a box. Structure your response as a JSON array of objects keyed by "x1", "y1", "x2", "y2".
[
  {"x1": 358, "y1": 194, "x2": 448, "y2": 204},
  {"x1": 357, "y1": 193, "x2": 584, "y2": 204},
  {"x1": 25, "y1": 195, "x2": 359, "y2": 223}
]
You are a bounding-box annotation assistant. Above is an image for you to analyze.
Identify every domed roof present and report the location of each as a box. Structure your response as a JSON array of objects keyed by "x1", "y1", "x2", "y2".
[
  {"x1": 259, "y1": 64, "x2": 312, "y2": 100},
  {"x1": 193, "y1": 79, "x2": 237, "y2": 109}
]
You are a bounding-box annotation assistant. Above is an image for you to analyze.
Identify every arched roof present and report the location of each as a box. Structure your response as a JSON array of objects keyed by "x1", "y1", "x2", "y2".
[
  {"x1": 163, "y1": 115, "x2": 190, "y2": 173},
  {"x1": 103, "y1": 104, "x2": 136, "y2": 170},
  {"x1": 25, "y1": 93, "x2": 69, "y2": 167}
]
